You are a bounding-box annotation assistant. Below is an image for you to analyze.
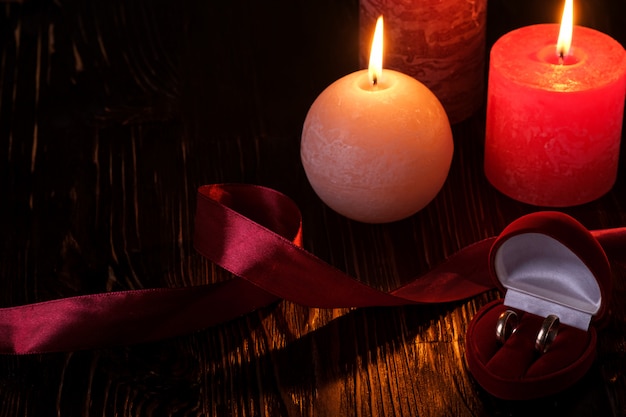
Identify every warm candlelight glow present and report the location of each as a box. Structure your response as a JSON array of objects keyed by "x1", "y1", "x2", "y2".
[
  {"x1": 368, "y1": 16, "x2": 384, "y2": 86},
  {"x1": 556, "y1": 0, "x2": 573, "y2": 58}
]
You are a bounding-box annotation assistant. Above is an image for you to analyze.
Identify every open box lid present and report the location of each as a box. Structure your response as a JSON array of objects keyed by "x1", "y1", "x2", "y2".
[{"x1": 489, "y1": 211, "x2": 612, "y2": 331}]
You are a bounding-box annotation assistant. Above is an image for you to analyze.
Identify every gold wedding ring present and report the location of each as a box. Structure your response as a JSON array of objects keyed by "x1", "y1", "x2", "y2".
[
  {"x1": 495, "y1": 309, "x2": 518, "y2": 344},
  {"x1": 535, "y1": 314, "x2": 560, "y2": 353}
]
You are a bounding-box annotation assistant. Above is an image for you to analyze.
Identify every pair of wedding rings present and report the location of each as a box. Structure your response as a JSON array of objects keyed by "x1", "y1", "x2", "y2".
[{"x1": 495, "y1": 310, "x2": 560, "y2": 354}]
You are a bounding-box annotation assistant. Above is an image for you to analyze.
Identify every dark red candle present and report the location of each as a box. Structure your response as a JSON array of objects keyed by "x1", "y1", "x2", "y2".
[
  {"x1": 359, "y1": 0, "x2": 487, "y2": 124},
  {"x1": 484, "y1": 21, "x2": 626, "y2": 206}
]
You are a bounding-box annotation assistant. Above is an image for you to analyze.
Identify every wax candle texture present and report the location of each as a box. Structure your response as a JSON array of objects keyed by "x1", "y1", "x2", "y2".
[
  {"x1": 301, "y1": 69, "x2": 453, "y2": 223},
  {"x1": 485, "y1": 24, "x2": 626, "y2": 207},
  {"x1": 359, "y1": 0, "x2": 487, "y2": 124}
]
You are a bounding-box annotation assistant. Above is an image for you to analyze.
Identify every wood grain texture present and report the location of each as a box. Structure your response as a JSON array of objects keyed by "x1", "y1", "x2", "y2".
[{"x1": 0, "y1": 0, "x2": 625, "y2": 416}]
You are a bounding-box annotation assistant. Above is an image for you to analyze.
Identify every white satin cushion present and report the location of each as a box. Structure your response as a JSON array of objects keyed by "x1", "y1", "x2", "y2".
[{"x1": 494, "y1": 232, "x2": 601, "y2": 331}]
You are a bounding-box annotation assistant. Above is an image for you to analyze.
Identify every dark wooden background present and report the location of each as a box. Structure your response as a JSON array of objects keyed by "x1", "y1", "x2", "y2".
[{"x1": 1, "y1": 0, "x2": 626, "y2": 415}]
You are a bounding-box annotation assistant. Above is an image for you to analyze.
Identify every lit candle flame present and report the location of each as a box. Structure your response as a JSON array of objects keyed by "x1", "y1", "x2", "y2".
[
  {"x1": 368, "y1": 16, "x2": 384, "y2": 86},
  {"x1": 556, "y1": 0, "x2": 573, "y2": 59}
]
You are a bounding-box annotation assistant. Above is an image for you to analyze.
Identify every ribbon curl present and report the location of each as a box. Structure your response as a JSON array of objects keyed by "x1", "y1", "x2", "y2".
[{"x1": 0, "y1": 184, "x2": 623, "y2": 354}]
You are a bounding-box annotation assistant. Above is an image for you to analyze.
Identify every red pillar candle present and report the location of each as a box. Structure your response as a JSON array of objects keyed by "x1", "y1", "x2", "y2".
[
  {"x1": 485, "y1": 5, "x2": 626, "y2": 206},
  {"x1": 359, "y1": 0, "x2": 487, "y2": 124}
]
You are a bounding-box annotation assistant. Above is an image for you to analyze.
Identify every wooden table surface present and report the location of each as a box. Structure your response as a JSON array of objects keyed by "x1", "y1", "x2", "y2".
[{"x1": 1, "y1": 0, "x2": 626, "y2": 415}]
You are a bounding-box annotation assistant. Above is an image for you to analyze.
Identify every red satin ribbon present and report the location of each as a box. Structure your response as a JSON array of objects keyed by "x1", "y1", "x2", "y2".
[{"x1": 0, "y1": 184, "x2": 623, "y2": 354}]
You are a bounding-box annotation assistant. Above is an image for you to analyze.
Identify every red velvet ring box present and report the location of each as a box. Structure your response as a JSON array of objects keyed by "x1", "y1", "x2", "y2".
[{"x1": 465, "y1": 211, "x2": 612, "y2": 400}]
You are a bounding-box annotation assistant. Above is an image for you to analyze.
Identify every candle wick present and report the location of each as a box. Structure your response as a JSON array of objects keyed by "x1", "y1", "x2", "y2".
[
  {"x1": 558, "y1": 51, "x2": 564, "y2": 64},
  {"x1": 372, "y1": 75, "x2": 378, "y2": 86}
]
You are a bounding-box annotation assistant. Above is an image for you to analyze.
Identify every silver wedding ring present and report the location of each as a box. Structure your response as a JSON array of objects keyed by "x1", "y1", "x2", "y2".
[
  {"x1": 495, "y1": 309, "x2": 519, "y2": 344},
  {"x1": 535, "y1": 314, "x2": 560, "y2": 353}
]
